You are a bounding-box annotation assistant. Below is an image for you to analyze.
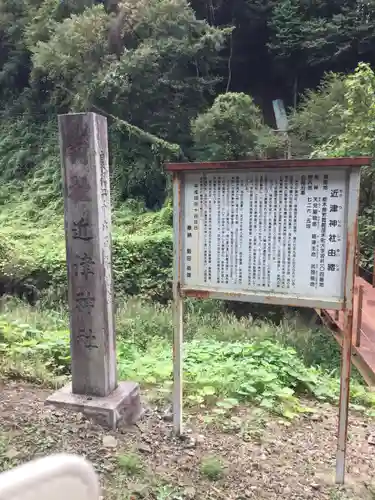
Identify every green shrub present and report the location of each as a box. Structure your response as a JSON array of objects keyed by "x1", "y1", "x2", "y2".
[
  {"x1": 289, "y1": 72, "x2": 346, "y2": 156},
  {"x1": 117, "y1": 452, "x2": 144, "y2": 475},
  {"x1": 0, "y1": 315, "x2": 70, "y2": 377},
  {"x1": 112, "y1": 231, "x2": 173, "y2": 301},
  {"x1": 192, "y1": 92, "x2": 284, "y2": 161},
  {"x1": 0, "y1": 220, "x2": 173, "y2": 303},
  {"x1": 200, "y1": 456, "x2": 224, "y2": 481}
]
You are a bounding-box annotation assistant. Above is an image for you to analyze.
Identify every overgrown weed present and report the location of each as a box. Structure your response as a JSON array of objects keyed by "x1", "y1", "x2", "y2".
[
  {"x1": 200, "y1": 456, "x2": 225, "y2": 480},
  {"x1": 1, "y1": 297, "x2": 375, "y2": 420},
  {"x1": 117, "y1": 452, "x2": 144, "y2": 476}
]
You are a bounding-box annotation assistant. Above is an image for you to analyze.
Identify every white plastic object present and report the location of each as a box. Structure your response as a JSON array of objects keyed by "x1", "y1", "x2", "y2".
[{"x1": 0, "y1": 454, "x2": 100, "y2": 500}]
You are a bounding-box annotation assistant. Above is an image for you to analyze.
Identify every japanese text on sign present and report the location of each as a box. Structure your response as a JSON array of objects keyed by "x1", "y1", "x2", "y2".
[{"x1": 182, "y1": 169, "x2": 347, "y2": 300}]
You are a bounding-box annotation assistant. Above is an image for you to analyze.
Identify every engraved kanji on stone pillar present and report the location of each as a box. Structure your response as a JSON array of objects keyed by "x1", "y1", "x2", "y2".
[
  {"x1": 59, "y1": 112, "x2": 116, "y2": 397},
  {"x1": 47, "y1": 113, "x2": 141, "y2": 429}
]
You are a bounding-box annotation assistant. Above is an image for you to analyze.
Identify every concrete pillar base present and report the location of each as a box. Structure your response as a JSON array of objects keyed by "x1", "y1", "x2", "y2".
[{"x1": 45, "y1": 381, "x2": 142, "y2": 429}]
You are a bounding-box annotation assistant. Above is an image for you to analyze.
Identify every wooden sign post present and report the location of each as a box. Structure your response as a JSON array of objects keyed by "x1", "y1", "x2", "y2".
[{"x1": 167, "y1": 157, "x2": 372, "y2": 483}]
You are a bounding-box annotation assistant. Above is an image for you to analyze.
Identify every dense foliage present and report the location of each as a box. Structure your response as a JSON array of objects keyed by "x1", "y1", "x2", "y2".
[
  {"x1": 0, "y1": 0, "x2": 231, "y2": 207},
  {"x1": 191, "y1": 92, "x2": 284, "y2": 160},
  {"x1": 0, "y1": 0, "x2": 374, "y2": 301},
  {"x1": 1, "y1": 298, "x2": 375, "y2": 418}
]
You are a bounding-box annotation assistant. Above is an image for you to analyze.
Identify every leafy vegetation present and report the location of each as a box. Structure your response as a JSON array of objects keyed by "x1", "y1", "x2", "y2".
[
  {"x1": 191, "y1": 92, "x2": 284, "y2": 160},
  {"x1": 117, "y1": 452, "x2": 144, "y2": 476},
  {"x1": 200, "y1": 456, "x2": 224, "y2": 481},
  {"x1": 1, "y1": 298, "x2": 375, "y2": 422}
]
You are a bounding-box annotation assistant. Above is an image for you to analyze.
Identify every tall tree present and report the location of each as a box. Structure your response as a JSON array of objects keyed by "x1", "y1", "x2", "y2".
[
  {"x1": 30, "y1": 0, "x2": 230, "y2": 146},
  {"x1": 268, "y1": 0, "x2": 305, "y2": 106}
]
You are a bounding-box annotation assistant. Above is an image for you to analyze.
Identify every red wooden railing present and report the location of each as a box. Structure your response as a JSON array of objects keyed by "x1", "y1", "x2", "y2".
[{"x1": 354, "y1": 247, "x2": 375, "y2": 348}]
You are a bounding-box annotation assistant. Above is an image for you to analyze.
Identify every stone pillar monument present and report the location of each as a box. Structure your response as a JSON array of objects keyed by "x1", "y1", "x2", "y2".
[{"x1": 46, "y1": 112, "x2": 141, "y2": 428}]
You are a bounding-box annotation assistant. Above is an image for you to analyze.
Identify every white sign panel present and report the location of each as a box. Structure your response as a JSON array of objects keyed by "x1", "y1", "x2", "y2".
[{"x1": 182, "y1": 169, "x2": 348, "y2": 302}]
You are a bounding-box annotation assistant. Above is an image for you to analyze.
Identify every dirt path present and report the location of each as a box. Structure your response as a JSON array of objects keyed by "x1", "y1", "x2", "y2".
[{"x1": 1, "y1": 381, "x2": 375, "y2": 499}]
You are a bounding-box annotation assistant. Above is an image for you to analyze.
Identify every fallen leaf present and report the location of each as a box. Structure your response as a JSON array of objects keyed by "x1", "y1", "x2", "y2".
[
  {"x1": 102, "y1": 435, "x2": 117, "y2": 448},
  {"x1": 5, "y1": 448, "x2": 19, "y2": 459}
]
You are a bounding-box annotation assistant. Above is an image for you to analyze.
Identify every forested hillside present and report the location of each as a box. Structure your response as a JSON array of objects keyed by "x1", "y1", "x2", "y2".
[{"x1": 0, "y1": 0, "x2": 375, "y2": 303}]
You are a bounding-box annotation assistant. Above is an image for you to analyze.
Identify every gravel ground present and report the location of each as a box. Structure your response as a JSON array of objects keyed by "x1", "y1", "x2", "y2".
[{"x1": 1, "y1": 381, "x2": 375, "y2": 499}]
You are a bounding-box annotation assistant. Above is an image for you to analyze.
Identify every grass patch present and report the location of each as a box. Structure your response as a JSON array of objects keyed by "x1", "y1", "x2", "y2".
[
  {"x1": 117, "y1": 452, "x2": 144, "y2": 476},
  {"x1": 200, "y1": 456, "x2": 225, "y2": 481}
]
